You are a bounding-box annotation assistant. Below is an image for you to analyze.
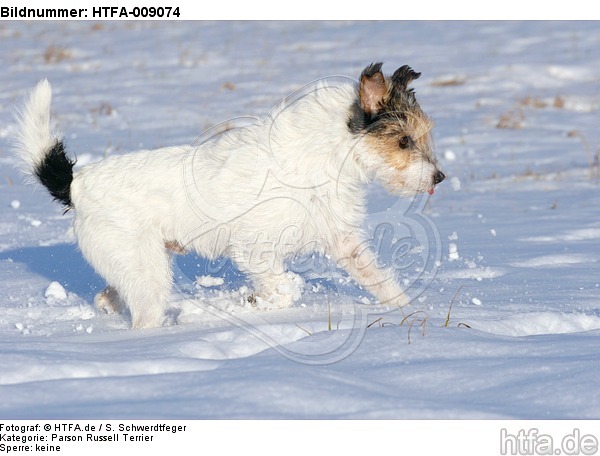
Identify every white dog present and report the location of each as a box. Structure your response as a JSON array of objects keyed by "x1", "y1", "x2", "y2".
[{"x1": 14, "y1": 63, "x2": 444, "y2": 329}]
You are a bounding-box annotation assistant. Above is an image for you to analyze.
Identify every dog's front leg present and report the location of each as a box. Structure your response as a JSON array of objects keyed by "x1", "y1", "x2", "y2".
[{"x1": 332, "y1": 234, "x2": 409, "y2": 307}]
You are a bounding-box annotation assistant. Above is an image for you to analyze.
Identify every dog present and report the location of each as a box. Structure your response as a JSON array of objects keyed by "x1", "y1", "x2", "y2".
[{"x1": 14, "y1": 63, "x2": 444, "y2": 329}]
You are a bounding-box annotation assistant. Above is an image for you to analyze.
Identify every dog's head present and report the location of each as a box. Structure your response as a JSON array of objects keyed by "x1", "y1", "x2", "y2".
[{"x1": 348, "y1": 63, "x2": 444, "y2": 196}]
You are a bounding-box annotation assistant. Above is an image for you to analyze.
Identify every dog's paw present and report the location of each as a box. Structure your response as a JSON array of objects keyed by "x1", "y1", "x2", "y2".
[
  {"x1": 387, "y1": 292, "x2": 410, "y2": 308},
  {"x1": 276, "y1": 272, "x2": 304, "y2": 301},
  {"x1": 247, "y1": 292, "x2": 294, "y2": 310},
  {"x1": 375, "y1": 284, "x2": 410, "y2": 308},
  {"x1": 94, "y1": 286, "x2": 123, "y2": 314},
  {"x1": 247, "y1": 272, "x2": 305, "y2": 310}
]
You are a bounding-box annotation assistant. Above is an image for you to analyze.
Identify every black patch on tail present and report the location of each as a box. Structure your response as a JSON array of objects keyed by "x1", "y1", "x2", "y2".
[{"x1": 34, "y1": 140, "x2": 75, "y2": 208}]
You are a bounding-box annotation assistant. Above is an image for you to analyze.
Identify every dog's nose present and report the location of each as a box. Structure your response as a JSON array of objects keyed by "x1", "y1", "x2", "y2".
[{"x1": 434, "y1": 170, "x2": 445, "y2": 185}]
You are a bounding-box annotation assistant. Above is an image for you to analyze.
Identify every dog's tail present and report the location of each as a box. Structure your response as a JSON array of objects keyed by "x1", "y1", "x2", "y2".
[{"x1": 14, "y1": 79, "x2": 75, "y2": 208}]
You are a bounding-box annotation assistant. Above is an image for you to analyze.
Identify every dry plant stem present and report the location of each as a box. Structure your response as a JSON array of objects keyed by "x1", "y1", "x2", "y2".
[
  {"x1": 400, "y1": 311, "x2": 429, "y2": 344},
  {"x1": 367, "y1": 317, "x2": 383, "y2": 329},
  {"x1": 295, "y1": 324, "x2": 312, "y2": 337},
  {"x1": 444, "y1": 286, "x2": 464, "y2": 328}
]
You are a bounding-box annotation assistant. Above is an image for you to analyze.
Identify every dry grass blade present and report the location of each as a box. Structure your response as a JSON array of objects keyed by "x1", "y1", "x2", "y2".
[
  {"x1": 295, "y1": 324, "x2": 312, "y2": 337},
  {"x1": 567, "y1": 130, "x2": 596, "y2": 174},
  {"x1": 444, "y1": 286, "x2": 464, "y2": 327},
  {"x1": 367, "y1": 317, "x2": 383, "y2": 329},
  {"x1": 399, "y1": 311, "x2": 429, "y2": 344}
]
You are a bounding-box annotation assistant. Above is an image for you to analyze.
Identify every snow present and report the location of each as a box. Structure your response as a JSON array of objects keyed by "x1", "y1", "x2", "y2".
[
  {"x1": 44, "y1": 280, "x2": 68, "y2": 301},
  {"x1": 0, "y1": 21, "x2": 599, "y2": 419},
  {"x1": 195, "y1": 275, "x2": 225, "y2": 288},
  {"x1": 448, "y1": 243, "x2": 460, "y2": 261},
  {"x1": 450, "y1": 175, "x2": 461, "y2": 191}
]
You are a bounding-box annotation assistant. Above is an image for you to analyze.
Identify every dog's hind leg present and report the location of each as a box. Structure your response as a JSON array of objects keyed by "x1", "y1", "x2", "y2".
[
  {"x1": 77, "y1": 221, "x2": 173, "y2": 329},
  {"x1": 116, "y1": 239, "x2": 173, "y2": 329}
]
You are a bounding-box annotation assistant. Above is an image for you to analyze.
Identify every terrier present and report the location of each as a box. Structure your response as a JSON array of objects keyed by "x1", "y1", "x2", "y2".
[{"x1": 14, "y1": 63, "x2": 444, "y2": 329}]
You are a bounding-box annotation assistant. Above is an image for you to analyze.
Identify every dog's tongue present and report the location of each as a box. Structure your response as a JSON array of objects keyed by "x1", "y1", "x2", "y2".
[{"x1": 428, "y1": 188, "x2": 435, "y2": 196}]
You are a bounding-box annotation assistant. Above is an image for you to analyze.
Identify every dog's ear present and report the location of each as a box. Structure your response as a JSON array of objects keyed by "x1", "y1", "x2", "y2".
[
  {"x1": 359, "y1": 62, "x2": 387, "y2": 116},
  {"x1": 391, "y1": 65, "x2": 421, "y2": 90}
]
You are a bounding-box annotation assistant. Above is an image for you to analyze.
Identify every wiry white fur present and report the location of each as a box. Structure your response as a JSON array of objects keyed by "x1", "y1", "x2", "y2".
[
  {"x1": 16, "y1": 74, "x2": 443, "y2": 329},
  {"x1": 13, "y1": 79, "x2": 56, "y2": 176}
]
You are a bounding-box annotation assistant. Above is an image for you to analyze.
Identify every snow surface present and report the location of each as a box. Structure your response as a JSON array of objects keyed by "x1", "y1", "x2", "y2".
[{"x1": 0, "y1": 21, "x2": 599, "y2": 419}]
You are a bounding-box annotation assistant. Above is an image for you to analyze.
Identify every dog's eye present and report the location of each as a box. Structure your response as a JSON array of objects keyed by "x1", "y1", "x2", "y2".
[{"x1": 399, "y1": 136, "x2": 411, "y2": 149}]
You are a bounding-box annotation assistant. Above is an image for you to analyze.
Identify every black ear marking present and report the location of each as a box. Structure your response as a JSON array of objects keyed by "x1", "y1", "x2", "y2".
[
  {"x1": 391, "y1": 65, "x2": 421, "y2": 90},
  {"x1": 361, "y1": 62, "x2": 384, "y2": 79}
]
